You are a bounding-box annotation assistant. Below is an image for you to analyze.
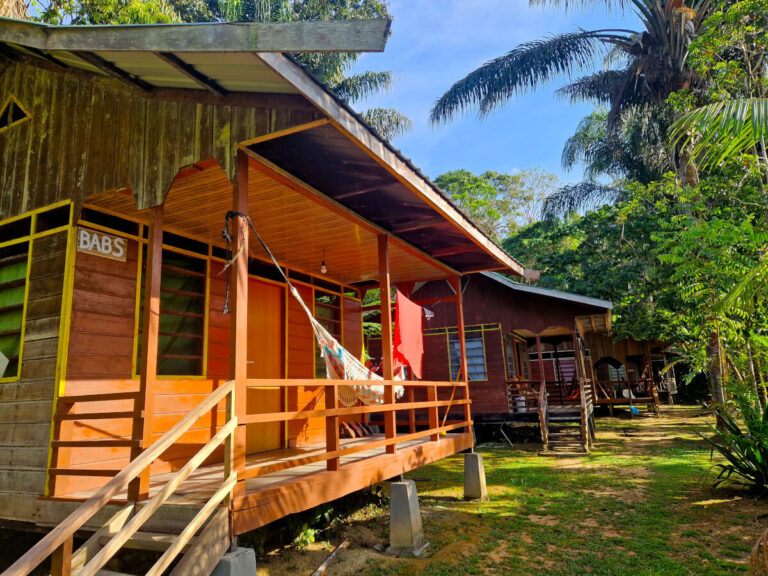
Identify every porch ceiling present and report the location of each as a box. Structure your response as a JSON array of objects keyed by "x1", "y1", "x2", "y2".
[
  {"x1": 245, "y1": 122, "x2": 515, "y2": 275},
  {"x1": 85, "y1": 160, "x2": 451, "y2": 285}
]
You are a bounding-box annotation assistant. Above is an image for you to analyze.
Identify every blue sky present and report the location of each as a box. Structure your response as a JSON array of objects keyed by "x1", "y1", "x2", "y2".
[{"x1": 349, "y1": 0, "x2": 639, "y2": 184}]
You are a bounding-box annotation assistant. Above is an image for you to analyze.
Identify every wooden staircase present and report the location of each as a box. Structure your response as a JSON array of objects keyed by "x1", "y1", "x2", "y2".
[
  {"x1": 539, "y1": 378, "x2": 595, "y2": 455},
  {"x1": 3, "y1": 380, "x2": 236, "y2": 576}
]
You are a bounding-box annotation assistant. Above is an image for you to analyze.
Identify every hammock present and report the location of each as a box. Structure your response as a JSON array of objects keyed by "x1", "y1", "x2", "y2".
[{"x1": 223, "y1": 211, "x2": 406, "y2": 407}]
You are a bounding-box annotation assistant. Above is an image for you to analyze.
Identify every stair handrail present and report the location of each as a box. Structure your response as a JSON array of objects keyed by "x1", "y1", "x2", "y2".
[
  {"x1": 578, "y1": 377, "x2": 591, "y2": 451},
  {"x1": 4, "y1": 379, "x2": 236, "y2": 576}
]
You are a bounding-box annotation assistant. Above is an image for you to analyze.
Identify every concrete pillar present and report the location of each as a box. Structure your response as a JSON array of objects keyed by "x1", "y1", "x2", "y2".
[
  {"x1": 212, "y1": 547, "x2": 256, "y2": 576},
  {"x1": 386, "y1": 479, "x2": 429, "y2": 557},
  {"x1": 464, "y1": 452, "x2": 487, "y2": 500}
]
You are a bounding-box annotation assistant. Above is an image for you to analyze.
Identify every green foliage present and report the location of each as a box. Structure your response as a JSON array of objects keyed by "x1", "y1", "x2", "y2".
[
  {"x1": 703, "y1": 398, "x2": 768, "y2": 489},
  {"x1": 435, "y1": 168, "x2": 559, "y2": 241}
]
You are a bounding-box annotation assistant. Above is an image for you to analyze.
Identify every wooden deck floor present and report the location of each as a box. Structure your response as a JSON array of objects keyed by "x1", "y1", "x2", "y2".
[{"x1": 63, "y1": 432, "x2": 474, "y2": 535}]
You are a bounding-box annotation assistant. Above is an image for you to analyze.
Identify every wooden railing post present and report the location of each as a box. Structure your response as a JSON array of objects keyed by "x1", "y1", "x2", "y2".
[
  {"x1": 230, "y1": 149, "x2": 249, "y2": 502},
  {"x1": 378, "y1": 234, "x2": 396, "y2": 454},
  {"x1": 326, "y1": 383, "x2": 340, "y2": 470},
  {"x1": 128, "y1": 205, "x2": 163, "y2": 502},
  {"x1": 50, "y1": 535, "x2": 73, "y2": 576},
  {"x1": 407, "y1": 388, "x2": 416, "y2": 434},
  {"x1": 449, "y1": 276, "x2": 471, "y2": 433}
]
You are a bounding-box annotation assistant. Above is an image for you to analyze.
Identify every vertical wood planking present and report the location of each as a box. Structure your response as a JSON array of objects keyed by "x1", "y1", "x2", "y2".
[
  {"x1": 378, "y1": 234, "x2": 396, "y2": 454},
  {"x1": 128, "y1": 206, "x2": 163, "y2": 501}
]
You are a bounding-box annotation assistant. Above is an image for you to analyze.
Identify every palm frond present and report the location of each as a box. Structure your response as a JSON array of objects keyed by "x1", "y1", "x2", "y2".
[
  {"x1": 361, "y1": 108, "x2": 413, "y2": 141},
  {"x1": 332, "y1": 71, "x2": 394, "y2": 104},
  {"x1": 670, "y1": 98, "x2": 768, "y2": 172},
  {"x1": 717, "y1": 255, "x2": 768, "y2": 314},
  {"x1": 528, "y1": 0, "x2": 631, "y2": 12},
  {"x1": 541, "y1": 181, "x2": 622, "y2": 219},
  {"x1": 429, "y1": 29, "x2": 633, "y2": 125},
  {"x1": 556, "y1": 69, "x2": 634, "y2": 105}
]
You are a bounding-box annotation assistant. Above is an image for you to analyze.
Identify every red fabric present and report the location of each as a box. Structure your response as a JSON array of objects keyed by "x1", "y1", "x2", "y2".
[{"x1": 393, "y1": 288, "x2": 423, "y2": 379}]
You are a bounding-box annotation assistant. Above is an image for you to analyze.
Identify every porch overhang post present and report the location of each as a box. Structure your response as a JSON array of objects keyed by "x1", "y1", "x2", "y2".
[
  {"x1": 378, "y1": 234, "x2": 396, "y2": 454},
  {"x1": 230, "y1": 149, "x2": 249, "y2": 503},
  {"x1": 128, "y1": 204, "x2": 163, "y2": 502},
  {"x1": 572, "y1": 332, "x2": 583, "y2": 381},
  {"x1": 535, "y1": 334, "x2": 546, "y2": 401},
  {"x1": 449, "y1": 276, "x2": 471, "y2": 435}
]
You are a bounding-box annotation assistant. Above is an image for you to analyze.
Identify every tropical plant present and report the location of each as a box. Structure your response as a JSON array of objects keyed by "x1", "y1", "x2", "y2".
[
  {"x1": 703, "y1": 398, "x2": 768, "y2": 490},
  {"x1": 430, "y1": 0, "x2": 715, "y2": 215}
]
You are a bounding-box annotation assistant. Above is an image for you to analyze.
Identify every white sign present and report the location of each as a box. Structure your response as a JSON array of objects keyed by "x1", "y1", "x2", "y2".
[{"x1": 77, "y1": 227, "x2": 128, "y2": 262}]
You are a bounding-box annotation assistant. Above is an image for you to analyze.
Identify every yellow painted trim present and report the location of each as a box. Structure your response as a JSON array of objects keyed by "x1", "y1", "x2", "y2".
[
  {"x1": 76, "y1": 219, "x2": 140, "y2": 242},
  {"x1": 0, "y1": 199, "x2": 71, "y2": 227},
  {"x1": 45, "y1": 219, "x2": 76, "y2": 496},
  {"x1": 202, "y1": 248, "x2": 211, "y2": 378},
  {"x1": 13, "y1": 214, "x2": 35, "y2": 383},
  {"x1": 0, "y1": 225, "x2": 69, "y2": 250},
  {"x1": 131, "y1": 226, "x2": 144, "y2": 379}
]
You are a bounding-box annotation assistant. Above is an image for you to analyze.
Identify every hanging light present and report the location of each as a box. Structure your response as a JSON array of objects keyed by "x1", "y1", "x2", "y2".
[{"x1": 320, "y1": 247, "x2": 327, "y2": 274}]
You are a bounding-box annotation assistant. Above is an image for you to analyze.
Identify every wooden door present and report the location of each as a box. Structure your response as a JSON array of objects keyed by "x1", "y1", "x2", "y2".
[{"x1": 246, "y1": 278, "x2": 284, "y2": 454}]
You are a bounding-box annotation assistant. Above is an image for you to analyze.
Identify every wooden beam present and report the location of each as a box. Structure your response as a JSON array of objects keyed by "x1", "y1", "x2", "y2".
[
  {"x1": 391, "y1": 217, "x2": 446, "y2": 235},
  {"x1": 332, "y1": 182, "x2": 389, "y2": 200},
  {"x1": 240, "y1": 118, "x2": 331, "y2": 148},
  {"x1": 256, "y1": 52, "x2": 525, "y2": 277},
  {"x1": 535, "y1": 334, "x2": 545, "y2": 385},
  {"x1": 378, "y1": 234, "x2": 396, "y2": 455},
  {"x1": 449, "y1": 276, "x2": 472, "y2": 434},
  {"x1": 325, "y1": 383, "x2": 340, "y2": 471},
  {"x1": 432, "y1": 246, "x2": 479, "y2": 259},
  {"x1": 0, "y1": 19, "x2": 390, "y2": 53},
  {"x1": 128, "y1": 205, "x2": 163, "y2": 501},
  {"x1": 73, "y1": 51, "x2": 153, "y2": 93},
  {"x1": 243, "y1": 150, "x2": 459, "y2": 278},
  {"x1": 230, "y1": 150, "x2": 249, "y2": 503},
  {"x1": 154, "y1": 52, "x2": 227, "y2": 96}
]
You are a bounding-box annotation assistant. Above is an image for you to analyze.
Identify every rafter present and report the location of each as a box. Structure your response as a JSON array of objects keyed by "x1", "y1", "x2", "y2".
[
  {"x1": 154, "y1": 52, "x2": 227, "y2": 96},
  {"x1": 73, "y1": 51, "x2": 153, "y2": 93}
]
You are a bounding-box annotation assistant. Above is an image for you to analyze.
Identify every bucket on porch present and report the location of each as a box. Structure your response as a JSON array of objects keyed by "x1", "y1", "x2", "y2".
[{"x1": 514, "y1": 396, "x2": 527, "y2": 413}]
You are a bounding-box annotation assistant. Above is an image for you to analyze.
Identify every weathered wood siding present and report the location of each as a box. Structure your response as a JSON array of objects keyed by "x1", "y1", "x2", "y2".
[
  {"x1": 0, "y1": 57, "x2": 319, "y2": 219},
  {"x1": 0, "y1": 55, "x2": 320, "y2": 507},
  {"x1": 0, "y1": 228, "x2": 67, "y2": 496}
]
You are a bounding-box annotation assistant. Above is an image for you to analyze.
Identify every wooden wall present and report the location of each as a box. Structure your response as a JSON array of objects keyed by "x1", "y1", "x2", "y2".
[
  {"x1": 0, "y1": 228, "x2": 68, "y2": 499},
  {"x1": 0, "y1": 57, "x2": 319, "y2": 219}
]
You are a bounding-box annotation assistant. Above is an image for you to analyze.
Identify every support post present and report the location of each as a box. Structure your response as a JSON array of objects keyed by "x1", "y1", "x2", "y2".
[
  {"x1": 326, "y1": 382, "x2": 340, "y2": 470},
  {"x1": 51, "y1": 535, "x2": 73, "y2": 576},
  {"x1": 449, "y1": 276, "x2": 471, "y2": 433},
  {"x1": 378, "y1": 234, "x2": 396, "y2": 454},
  {"x1": 386, "y1": 479, "x2": 429, "y2": 557},
  {"x1": 128, "y1": 205, "x2": 163, "y2": 502},
  {"x1": 535, "y1": 333, "x2": 546, "y2": 401},
  {"x1": 230, "y1": 150, "x2": 249, "y2": 502}
]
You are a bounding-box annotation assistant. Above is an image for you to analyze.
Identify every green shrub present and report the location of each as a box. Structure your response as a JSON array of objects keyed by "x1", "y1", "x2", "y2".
[{"x1": 703, "y1": 398, "x2": 768, "y2": 490}]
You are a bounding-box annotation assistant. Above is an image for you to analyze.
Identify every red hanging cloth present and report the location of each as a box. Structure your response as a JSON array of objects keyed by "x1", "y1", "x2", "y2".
[{"x1": 393, "y1": 288, "x2": 423, "y2": 379}]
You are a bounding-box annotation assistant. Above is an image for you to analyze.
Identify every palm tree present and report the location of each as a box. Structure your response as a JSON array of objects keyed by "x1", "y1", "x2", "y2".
[{"x1": 430, "y1": 0, "x2": 714, "y2": 214}]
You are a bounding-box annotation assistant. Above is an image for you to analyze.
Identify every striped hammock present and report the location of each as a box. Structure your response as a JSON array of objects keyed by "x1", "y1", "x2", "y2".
[
  {"x1": 288, "y1": 285, "x2": 405, "y2": 407},
  {"x1": 223, "y1": 211, "x2": 406, "y2": 407}
]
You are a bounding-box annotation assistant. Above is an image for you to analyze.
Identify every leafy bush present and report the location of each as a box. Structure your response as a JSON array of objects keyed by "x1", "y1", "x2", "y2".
[{"x1": 703, "y1": 398, "x2": 768, "y2": 490}]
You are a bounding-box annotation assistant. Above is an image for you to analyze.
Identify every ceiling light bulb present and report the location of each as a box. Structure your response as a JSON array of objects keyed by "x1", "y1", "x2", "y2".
[{"x1": 320, "y1": 261, "x2": 327, "y2": 274}]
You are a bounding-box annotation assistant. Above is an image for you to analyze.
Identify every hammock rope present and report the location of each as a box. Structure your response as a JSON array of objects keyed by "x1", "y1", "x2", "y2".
[{"x1": 221, "y1": 211, "x2": 405, "y2": 407}]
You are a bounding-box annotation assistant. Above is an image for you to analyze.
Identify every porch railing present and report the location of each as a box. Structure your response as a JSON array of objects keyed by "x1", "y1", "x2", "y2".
[
  {"x1": 4, "y1": 379, "x2": 236, "y2": 576},
  {"x1": 579, "y1": 378, "x2": 595, "y2": 451},
  {"x1": 239, "y1": 379, "x2": 473, "y2": 483}
]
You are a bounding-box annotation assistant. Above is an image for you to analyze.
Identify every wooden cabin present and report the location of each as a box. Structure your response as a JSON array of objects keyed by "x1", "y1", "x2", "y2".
[
  {"x1": 367, "y1": 272, "x2": 610, "y2": 452},
  {"x1": 0, "y1": 18, "x2": 525, "y2": 575}
]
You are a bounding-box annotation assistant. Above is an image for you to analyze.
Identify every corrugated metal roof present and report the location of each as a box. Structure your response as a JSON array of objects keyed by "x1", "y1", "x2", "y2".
[{"x1": 481, "y1": 271, "x2": 613, "y2": 310}]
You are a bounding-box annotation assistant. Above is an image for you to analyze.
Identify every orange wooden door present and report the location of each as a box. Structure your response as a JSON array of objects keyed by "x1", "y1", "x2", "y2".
[{"x1": 246, "y1": 278, "x2": 284, "y2": 454}]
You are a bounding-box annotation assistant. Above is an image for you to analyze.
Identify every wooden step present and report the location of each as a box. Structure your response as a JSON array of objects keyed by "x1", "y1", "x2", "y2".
[
  {"x1": 548, "y1": 416, "x2": 580, "y2": 422},
  {"x1": 98, "y1": 531, "x2": 193, "y2": 553}
]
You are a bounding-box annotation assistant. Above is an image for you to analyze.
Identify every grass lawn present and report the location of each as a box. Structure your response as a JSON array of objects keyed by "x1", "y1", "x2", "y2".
[{"x1": 257, "y1": 407, "x2": 768, "y2": 575}]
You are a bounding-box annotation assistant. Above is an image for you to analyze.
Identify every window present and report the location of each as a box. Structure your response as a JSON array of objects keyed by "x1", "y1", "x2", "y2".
[
  {"x1": 139, "y1": 249, "x2": 207, "y2": 376},
  {"x1": 449, "y1": 329, "x2": 486, "y2": 381},
  {"x1": 0, "y1": 241, "x2": 29, "y2": 379},
  {"x1": 504, "y1": 334, "x2": 517, "y2": 380},
  {"x1": 0, "y1": 95, "x2": 30, "y2": 133},
  {"x1": 314, "y1": 290, "x2": 341, "y2": 378}
]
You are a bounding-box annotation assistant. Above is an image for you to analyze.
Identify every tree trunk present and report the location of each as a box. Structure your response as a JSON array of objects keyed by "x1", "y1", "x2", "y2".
[
  {"x1": 706, "y1": 330, "x2": 726, "y2": 430},
  {"x1": 746, "y1": 335, "x2": 764, "y2": 410}
]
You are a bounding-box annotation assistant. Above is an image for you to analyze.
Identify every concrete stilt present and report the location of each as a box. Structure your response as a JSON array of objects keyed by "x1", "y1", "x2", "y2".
[
  {"x1": 386, "y1": 479, "x2": 429, "y2": 557},
  {"x1": 211, "y1": 547, "x2": 256, "y2": 576},
  {"x1": 464, "y1": 452, "x2": 487, "y2": 500}
]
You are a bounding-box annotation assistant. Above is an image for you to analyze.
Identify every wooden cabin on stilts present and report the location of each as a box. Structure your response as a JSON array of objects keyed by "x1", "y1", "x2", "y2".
[{"x1": 0, "y1": 18, "x2": 525, "y2": 575}]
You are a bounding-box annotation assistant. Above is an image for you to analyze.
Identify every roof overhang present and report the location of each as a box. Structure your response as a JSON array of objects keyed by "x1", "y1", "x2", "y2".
[
  {"x1": 0, "y1": 18, "x2": 390, "y2": 52},
  {"x1": 482, "y1": 272, "x2": 613, "y2": 310},
  {"x1": 252, "y1": 53, "x2": 525, "y2": 276}
]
